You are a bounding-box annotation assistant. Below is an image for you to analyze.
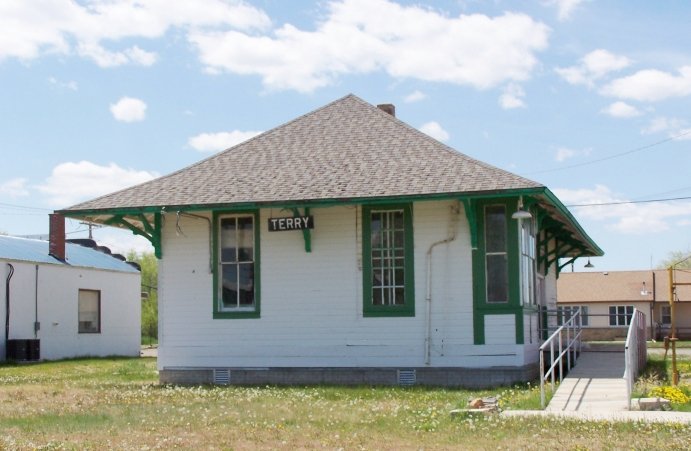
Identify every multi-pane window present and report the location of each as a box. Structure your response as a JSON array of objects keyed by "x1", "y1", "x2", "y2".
[
  {"x1": 78, "y1": 289, "x2": 100, "y2": 333},
  {"x1": 661, "y1": 305, "x2": 671, "y2": 325},
  {"x1": 485, "y1": 205, "x2": 508, "y2": 303},
  {"x1": 371, "y1": 210, "x2": 405, "y2": 306},
  {"x1": 219, "y1": 215, "x2": 256, "y2": 312},
  {"x1": 558, "y1": 306, "x2": 589, "y2": 326},
  {"x1": 363, "y1": 204, "x2": 414, "y2": 317},
  {"x1": 609, "y1": 305, "x2": 634, "y2": 326},
  {"x1": 520, "y1": 216, "x2": 537, "y2": 305}
]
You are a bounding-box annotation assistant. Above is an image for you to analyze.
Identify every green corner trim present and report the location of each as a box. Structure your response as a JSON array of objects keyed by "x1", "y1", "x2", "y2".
[
  {"x1": 291, "y1": 207, "x2": 312, "y2": 253},
  {"x1": 105, "y1": 213, "x2": 162, "y2": 258},
  {"x1": 461, "y1": 198, "x2": 478, "y2": 249},
  {"x1": 516, "y1": 311, "x2": 524, "y2": 345}
]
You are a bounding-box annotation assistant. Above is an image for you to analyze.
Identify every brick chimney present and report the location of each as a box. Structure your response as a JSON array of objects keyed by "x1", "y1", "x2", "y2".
[
  {"x1": 377, "y1": 104, "x2": 395, "y2": 117},
  {"x1": 48, "y1": 213, "x2": 66, "y2": 261}
]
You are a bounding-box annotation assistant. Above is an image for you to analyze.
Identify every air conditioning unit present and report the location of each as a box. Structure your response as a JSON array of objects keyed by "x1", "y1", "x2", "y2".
[{"x1": 6, "y1": 339, "x2": 40, "y2": 361}]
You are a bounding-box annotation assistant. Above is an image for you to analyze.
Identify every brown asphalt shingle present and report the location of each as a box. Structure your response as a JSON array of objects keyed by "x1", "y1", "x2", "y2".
[
  {"x1": 558, "y1": 270, "x2": 691, "y2": 303},
  {"x1": 66, "y1": 94, "x2": 542, "y2": 211}
]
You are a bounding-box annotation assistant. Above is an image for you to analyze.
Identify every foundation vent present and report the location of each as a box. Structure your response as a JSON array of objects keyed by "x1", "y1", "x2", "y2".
[
  {"x1": 213, "y1": 369, "x2": 231, "y2": 385},
  {"x1": 397, "y1": 369, "x2": 416, "y2": 386}
]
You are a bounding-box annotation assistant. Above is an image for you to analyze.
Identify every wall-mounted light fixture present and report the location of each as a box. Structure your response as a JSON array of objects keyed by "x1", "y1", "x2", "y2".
[
  {"x1": 641, "y1": 281, "x2": 650, "y2": 296},
  {"x1": 512, "y1": 196, "x2": 532, "y2": 219}
]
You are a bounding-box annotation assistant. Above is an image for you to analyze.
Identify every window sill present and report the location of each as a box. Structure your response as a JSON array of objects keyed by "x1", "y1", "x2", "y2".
[
  {"x1": 363, "y1": 309, "x2": 415, "y2": 318},
  {"x1": 214, "y1": 311, "x2": 260, "y2": 319}
]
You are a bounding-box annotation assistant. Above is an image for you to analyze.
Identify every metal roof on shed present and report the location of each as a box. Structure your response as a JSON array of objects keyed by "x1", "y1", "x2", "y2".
[{"x1": 0, "y1": 235, "x2": 140, "y2": 273}]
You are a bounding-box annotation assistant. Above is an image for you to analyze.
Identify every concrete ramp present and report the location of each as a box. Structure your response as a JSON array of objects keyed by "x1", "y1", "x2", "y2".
[{"x1": 546, "y1": 350, "x2": 629, "y2": 412}]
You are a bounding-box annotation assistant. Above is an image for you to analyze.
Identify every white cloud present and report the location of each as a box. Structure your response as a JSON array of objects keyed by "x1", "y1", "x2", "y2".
[
  {"x1": 404, "y1": 90, "x2": 426, "y2": 103},
  {"x1": 0, "y1": 0, "x2": 270, "y2": 66},
  {"x1": 419, "y1": 121, "x2": 449, "y2": 142},
  {"x1": 0, "y1": 178, "x2": 29, "y2": 198},
  {"x1": 543, "y1": 0, "x2": 587, "y2": 21},
  {"x1": 601, "y1": 101, "x2": 642, "y2": 118},
  {"x1": 110, "y1": 97, "x2": 147, "y2": 122},
  {"x1": 48, "y1": 76, "x2": 78, "y2": 91},
  {"x1": 556, "y1": 49, "x2": 631, "y2": 87},
  {"x1": 601, "y1": 66, "x2": 691, "y2": 102},
  {"x1": 189, "y1": 0, "x2": 549, "y2": 92},
  {"x1": 77, "y1": 43, "x2": 157, "y2": 68},
  {"x1": 499, "y1": 83, "x2": 526, "y2": 109},
  {"x1": 641, "y1": 116, "x2": 691, "y2": 140},
  {"x1": 188, "y1": 130, "x2": 263, "y2": 152},
  {"x1": 555, "y1": 148, "x2": 575, "y2": 162},
  {"x1": 554, "y1": 146, "x2": 591, "y2": 162},
  {"x1": 36, "y1": 161, "x2": 158, "y2": 207},
  {"x1": 555, "y1": 184, "x2": 691, "y2": 234}
]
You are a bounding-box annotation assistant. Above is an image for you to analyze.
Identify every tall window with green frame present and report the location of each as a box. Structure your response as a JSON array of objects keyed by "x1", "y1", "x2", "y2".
[
  {"x1": 520, "y1": 215, "x2": 537, "y2": 305},
  {"x1": 217, "y1": 214, "x2": 258, "y2": 316},
  {"x1": 484, "y1": 205, "x2": 508, "y2": 304},
  {"x1": 362, "y1": 204, "x2": 414, "y2": 317}
]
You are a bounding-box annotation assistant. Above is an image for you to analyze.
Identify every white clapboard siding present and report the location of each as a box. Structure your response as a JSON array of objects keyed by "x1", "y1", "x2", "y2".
[{"x1": 158, "y1": 200, "x2": 532, "y2": 369}]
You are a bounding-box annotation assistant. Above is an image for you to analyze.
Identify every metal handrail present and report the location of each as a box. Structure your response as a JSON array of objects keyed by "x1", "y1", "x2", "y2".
[
  {"x1": 624, "y1": 309, "x2": 647, "y2": 409},
  {"x1": 539, "y1": 307, "x2": 583, "y2": 409}
]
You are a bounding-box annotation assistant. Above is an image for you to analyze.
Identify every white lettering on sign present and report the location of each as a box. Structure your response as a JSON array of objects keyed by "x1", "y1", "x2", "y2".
[{"x1": 268, "y1": 215, "x2": 314, "y2": 232}]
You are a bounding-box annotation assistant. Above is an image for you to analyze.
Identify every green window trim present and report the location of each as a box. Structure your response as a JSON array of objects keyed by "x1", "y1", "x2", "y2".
[
  {"x1": 362, "y1": 203, "x2": 415, "y2": 317},
  {"x1": 212, "y1": 210, "x2": 261, "y2": 319}
]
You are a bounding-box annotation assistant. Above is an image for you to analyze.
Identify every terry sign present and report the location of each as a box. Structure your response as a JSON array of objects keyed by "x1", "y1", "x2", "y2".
[{"x1": 268, "y1": 216, "x2": 314, "y2": 232}]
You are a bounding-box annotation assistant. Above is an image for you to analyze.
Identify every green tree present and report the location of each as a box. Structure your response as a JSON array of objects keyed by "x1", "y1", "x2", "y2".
[
  {"x1": 127, "y1": 250, "x2": 158, "y2": 345},
  {"x1": 658, "y1": 250, "x2": 691, "y2": 269}
]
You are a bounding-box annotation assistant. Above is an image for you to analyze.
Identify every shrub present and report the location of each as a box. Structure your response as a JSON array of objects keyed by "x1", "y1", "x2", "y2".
[{"x1": 648, "y1": 386, "x2": 690, "y2": 404}]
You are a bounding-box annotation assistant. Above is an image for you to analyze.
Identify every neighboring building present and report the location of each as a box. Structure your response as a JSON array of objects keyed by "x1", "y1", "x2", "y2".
[
  {"x1": 58, "y1": 94, "x2": 601, "y2": 387},
  {"x1": 1, "y1": 224, "x2": 141, "y2": 361},
  {"x1": 557, "y1": 270, "x2": 691, "y2": 340}
]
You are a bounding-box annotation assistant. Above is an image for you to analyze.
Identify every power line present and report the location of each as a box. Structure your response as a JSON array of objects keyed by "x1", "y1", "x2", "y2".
[
  {"x1": 0, "y1": 202, "x2": 52, "y2": 211},
  {"x1": 566, "y1": 195, "x2": 691, "y2": 208},
  {"x1": 529, "y1": 129, "x2": 691, "y2": 175},
  {"x1": 631, "y1": 185, "x2": 691, "y2": 201}
]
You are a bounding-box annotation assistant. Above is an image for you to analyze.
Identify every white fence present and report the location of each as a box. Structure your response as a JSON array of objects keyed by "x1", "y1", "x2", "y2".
[
  {"x1": 539, "y1": 307, "x2": 583, "y2": 409},
  {"x1": 624, "y1": 308, "x2": 647, "y2": 409}
]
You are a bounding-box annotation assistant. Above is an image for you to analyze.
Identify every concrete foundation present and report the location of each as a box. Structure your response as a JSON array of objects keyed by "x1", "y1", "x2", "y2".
[{"x1": 159, "y1": 365, "x2": 539, "y2": 388}]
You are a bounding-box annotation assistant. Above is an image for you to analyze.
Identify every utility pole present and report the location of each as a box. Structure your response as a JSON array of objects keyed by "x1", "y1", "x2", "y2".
[
  {"x1": 667, "y1": 267, "x2": 678, "y2": 385},
  {"x1": 79, "y1": 221, "x2": 101, "y2": 239}
]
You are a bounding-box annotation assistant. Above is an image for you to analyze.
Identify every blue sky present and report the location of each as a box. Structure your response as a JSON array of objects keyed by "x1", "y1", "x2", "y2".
[{"x1": 1, "y1": 0, "x2": 690, "y2": 270}]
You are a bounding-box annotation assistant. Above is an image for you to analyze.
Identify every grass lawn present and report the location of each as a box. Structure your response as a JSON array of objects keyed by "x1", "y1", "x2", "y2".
[{"x1": 1, "y1": 358, "x2": 690, "y2": 450}]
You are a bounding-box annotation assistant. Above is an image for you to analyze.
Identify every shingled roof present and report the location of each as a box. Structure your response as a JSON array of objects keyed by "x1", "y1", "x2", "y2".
[
  {"x1": 558, "y1": 270, "x2": 691, "y2": 304},
  {"x1": 65, "y1": 94, "x2": 542, "y2": 211},
  {"x1": 59, "y1": 94, "x2": 602, "y2": 258}
]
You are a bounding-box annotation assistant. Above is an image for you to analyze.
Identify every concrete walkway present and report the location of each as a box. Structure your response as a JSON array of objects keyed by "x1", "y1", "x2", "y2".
[
  {"x1": 545, "y1": 350, "x2": 629, "y2": 412},
  {"x1": 502, "y1": 346, "x2": 691, "y2": 424}
]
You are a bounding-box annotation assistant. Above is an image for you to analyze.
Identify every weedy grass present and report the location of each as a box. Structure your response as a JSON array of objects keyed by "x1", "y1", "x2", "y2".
[{"x1": 1, "y1": 357, "x2": 690, "y2": 450}]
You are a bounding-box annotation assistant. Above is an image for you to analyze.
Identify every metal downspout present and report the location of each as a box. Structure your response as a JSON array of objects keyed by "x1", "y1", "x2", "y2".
[
  {"x1": 176, "y1": 211, "x2": 213, "y2": 273},
  {"x1": 651, "y1": 271, "x2": 656, "y2": 338},
  {"x1": 34, "y1": 265, "x2": 39, "y2": 338},
  {"x1": 424, "y1": 204, "x2": 459, "y2": 366},
  {"x1": 5, "y1": 263, "x2": 14, "y2": 348}
]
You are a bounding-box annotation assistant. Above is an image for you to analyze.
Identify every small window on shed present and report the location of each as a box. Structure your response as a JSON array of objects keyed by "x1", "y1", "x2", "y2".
[{"x1": 78, "y1": 289, "x2": 101, "y2": 333}]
